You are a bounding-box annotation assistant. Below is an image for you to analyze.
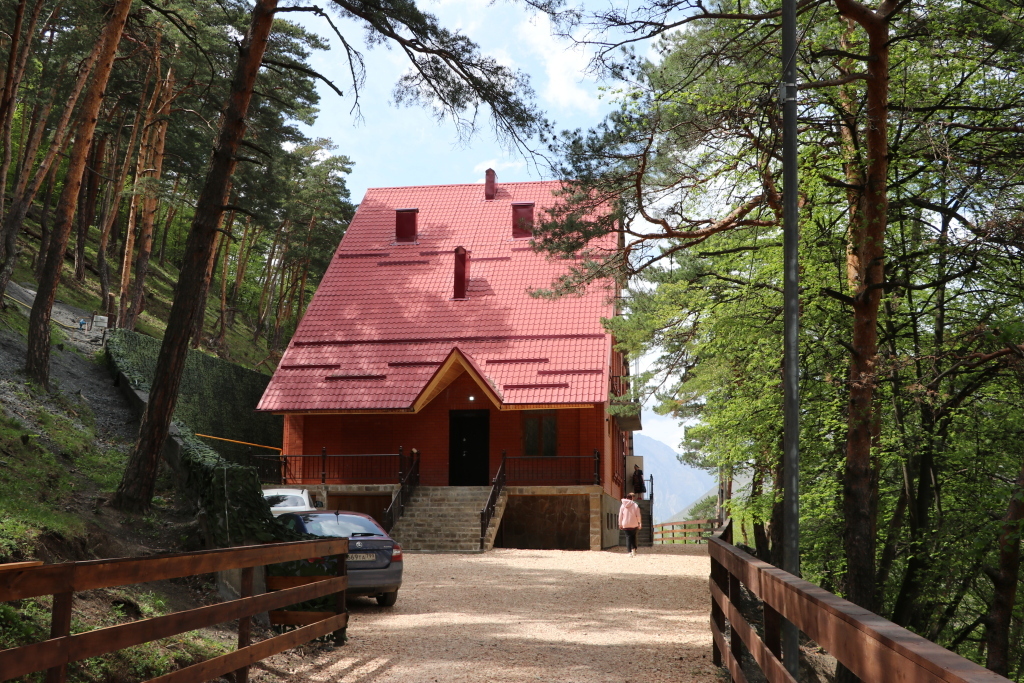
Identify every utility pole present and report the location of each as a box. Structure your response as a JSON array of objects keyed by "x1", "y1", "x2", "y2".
[{"x1": 781, "y1": 0, "x2": 801, "y2": 675}]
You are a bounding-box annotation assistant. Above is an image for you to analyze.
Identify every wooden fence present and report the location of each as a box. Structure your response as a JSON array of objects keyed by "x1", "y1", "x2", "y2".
[
  {"x1": 653, "y1": 519, "x2": 714, "y2": 544},
  {"x1": 0, "y1": 538, "x2": 349, "y2": 683},
  {"x1": 709, "y1": 521, "x2": 1010, "y2": 683}
]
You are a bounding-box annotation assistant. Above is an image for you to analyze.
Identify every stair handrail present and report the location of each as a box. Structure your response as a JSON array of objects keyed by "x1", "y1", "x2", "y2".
[
  {"x1": 647, "y1": 473, "x2": 654, "y2": 518},
  {"x1": 480, "y1": 450, "x2": 507, "y2": 550},
  {"x1": 382, "y1": 447, "x2": 419, "y2": 533}
]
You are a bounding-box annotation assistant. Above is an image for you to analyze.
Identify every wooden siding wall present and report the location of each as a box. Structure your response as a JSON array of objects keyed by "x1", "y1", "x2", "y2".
[{"x1": 288, "y1": 373, "x2": 611, "y2": 492}]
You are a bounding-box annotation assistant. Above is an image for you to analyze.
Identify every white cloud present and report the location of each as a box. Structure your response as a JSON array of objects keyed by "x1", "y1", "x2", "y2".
[
  {"x1": 517, "y1": 14, "x2": 600, "y2": 115},
  {"x1": 472, "y1": 159, "x2": 526, "y2": 176}
]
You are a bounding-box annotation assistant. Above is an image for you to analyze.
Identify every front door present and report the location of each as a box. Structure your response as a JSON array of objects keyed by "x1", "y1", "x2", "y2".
[{"x1": 449, "y1": 410, "x2": 490, "y2": 486}]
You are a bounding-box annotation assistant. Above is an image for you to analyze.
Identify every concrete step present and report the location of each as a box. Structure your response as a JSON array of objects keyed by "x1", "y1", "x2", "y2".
[{"x1": 390, "y1": 486, "x2": 501, "y2": 552}]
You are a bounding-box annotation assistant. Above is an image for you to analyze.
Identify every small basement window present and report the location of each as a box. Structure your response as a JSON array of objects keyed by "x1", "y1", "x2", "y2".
[{"x1": 523, "y1": 410, "x2": 557, "y2": 457}]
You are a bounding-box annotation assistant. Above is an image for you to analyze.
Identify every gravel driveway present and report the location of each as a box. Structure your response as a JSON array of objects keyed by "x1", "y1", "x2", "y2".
[{"x1": 255, "y1": 545, "x2": 721, "y2": 683}]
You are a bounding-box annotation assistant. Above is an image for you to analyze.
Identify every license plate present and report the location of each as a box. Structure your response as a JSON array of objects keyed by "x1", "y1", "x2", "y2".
[{"x1": 348, "y1": 553, "x2": 377, "y2": 562}]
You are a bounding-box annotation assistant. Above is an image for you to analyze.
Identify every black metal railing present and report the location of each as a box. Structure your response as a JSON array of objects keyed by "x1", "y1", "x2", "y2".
[
  {"x1": 251, "y1": 447, "x2": 406, "y2": 485},
  {"x1": 504, "y1": 450, "x2": 601, "y2": 486},
  {"x1": 382, "y1": 450, "x2": 420, "y2": 533},
  {"x1": 480, "y1": 450, "x2": 508, "y2": 550},
  {"x1": 647, "y1": 474, "x2": 654, "y2": 528}
]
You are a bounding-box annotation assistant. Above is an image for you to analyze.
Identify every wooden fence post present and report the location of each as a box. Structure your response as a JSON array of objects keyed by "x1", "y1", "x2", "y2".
[
  {"x1": 333, "y1": 552, "x2": 348, "y2": 646},
  {"x1": 233, "y1": 566, "x2": 254, "y2": 683},
  {"x1": 44, "y1": 565, "x2": 74, "y2": 683}
]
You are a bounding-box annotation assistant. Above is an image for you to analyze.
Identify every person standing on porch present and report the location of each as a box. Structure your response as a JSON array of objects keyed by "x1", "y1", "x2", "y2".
[
  {"x1": 619, "y1": 492, "x2": 642, "y2": 557},
  {"x1": 631, "y1": 464, "x2": 646, "y2": 500}
]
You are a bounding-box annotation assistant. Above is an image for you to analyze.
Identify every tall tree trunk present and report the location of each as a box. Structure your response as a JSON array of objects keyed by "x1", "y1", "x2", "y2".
[
  {"x1": 157, "y1": 189, "x2": 177, "y2": 266},
  {"x1": 215, "y1": 226, "x2": 231, "y2": 350},
  {"x1": 230, "y1": 217, "x2": 257, "y2": 303},
  {"x1": 0, "y1": 0, "x2": 29, "y2": 221},
  {"x1": 833, "y1": 0, "x2": 893, "y2": 616},
  {"x1": 189, "y1": 208, "x2": 233, "y2": 348},
  {"x1": 0, "y1": 32, "x2": 102, "y2": 296},
  {"x1": 983, "y1": 456, "x2": 1024, "y2": 676},
  {"x1": 73, "y1": 159, "x2": 90, "y2": 280},
  {"x1": 0, "y1": 0, "x2": 46, "y2": 221},
  {"x1": 98, "y1": 96, "x2": 147, "y2": 310},
  {"x1": 31, "y1": 165, "x2": 56, "y2": 274},
  {"x1": 112, "y1": 0, "x2": 279, "y2": 513},
  {"x1": 890, "y1": 208, "x2": 953, "y2": 631},
  {"x1": 25, "y1": 0, "x2": 133, "y2": 388},
  {"x1": 74, "y1": 135, "x2": 104, "y2": 281},
  {"x1": 252, "y1": 221, "x2": 283, "y2": 342},
  {"x1": 155, "y1": 175, "x2": 179, "y2": 265},
  {"x1": 118, "y1": 38, "x2": 162, "y2": 328},
  {"x1": 0, "y1": 0, "x2": 28, "y2": 135},
  {"x1": 126, "y1": 63, "x2": 175, "y2": 331}
]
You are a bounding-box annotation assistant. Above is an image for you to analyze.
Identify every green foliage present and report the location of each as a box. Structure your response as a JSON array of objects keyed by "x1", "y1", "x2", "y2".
[
  {"x1": 104, "y1": 328, "x2": 297, "y2": 545},
  {"x1": 531, "y1": 0, "x2": 1024, "y2": 674},
  {"x1": 685, "y1": 494, "x2": 717, "y2": 520},
  {"x1": 105, "y1": 328, "x2": 281, "y2": 460},
  {"x1": 176, "y1": 429, "x2": 289, "y2": 546}
]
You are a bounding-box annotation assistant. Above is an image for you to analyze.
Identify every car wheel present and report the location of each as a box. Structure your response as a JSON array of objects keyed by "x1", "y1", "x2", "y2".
[{"x1": 376, "y1": 591, "x2": 398, "y2": 607}]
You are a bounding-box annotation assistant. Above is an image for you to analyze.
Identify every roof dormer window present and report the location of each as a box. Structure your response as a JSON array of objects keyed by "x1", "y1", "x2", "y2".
[
  {"x1": 395, "y1": 208, "x2": 418, "y2": 243},
  {"x1": 512, "y1": 202, "x2": 534, "y2": 239}
]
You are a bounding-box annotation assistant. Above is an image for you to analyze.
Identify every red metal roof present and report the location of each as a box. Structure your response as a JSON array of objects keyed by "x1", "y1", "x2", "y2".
[{"x1": 257, "y1": 180, "x2": 618, "y2": 412}]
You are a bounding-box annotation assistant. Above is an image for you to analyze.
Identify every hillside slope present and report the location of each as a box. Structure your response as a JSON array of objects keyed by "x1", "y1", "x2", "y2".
[{"x1": 0, "y1": 295, "x2": 237, "y2": 680}]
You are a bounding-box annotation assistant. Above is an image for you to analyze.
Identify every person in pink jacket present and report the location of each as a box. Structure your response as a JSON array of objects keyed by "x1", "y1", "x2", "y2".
[{"x1": 618, "y1": 492, "x2": 642, "y2": 557}]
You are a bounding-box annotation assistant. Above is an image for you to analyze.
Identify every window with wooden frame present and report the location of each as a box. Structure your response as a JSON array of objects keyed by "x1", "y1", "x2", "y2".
[{"x1": 522, "y1": 410, "x2": 557, "y2": 457}]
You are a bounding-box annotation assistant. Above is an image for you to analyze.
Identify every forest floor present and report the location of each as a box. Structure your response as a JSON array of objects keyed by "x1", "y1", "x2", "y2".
[
  {"x1": 252, "y1": 546, "x2": 722, "y2": 683},
  {"x1": 0, "y1": 287, "x2": 238, "y2": 681}
]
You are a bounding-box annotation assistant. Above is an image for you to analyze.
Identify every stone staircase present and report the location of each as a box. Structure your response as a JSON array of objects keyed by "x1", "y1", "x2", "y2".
[
  {"x1": 618, "y1": 498, "x2": 654, "y2": 547},
  {"x1": 389, "y1": 486, "x2": 507, "y2": 552}
]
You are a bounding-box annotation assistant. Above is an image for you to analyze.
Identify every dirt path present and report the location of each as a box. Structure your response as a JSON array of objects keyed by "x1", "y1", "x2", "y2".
[{"x1": 254, "y1": 545, "x2": 720, "y2": 683}]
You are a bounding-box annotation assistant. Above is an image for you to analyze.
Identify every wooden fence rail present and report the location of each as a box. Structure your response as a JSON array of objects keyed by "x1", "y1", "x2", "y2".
[
  {"x1": 709, "y1": 521, "x2": 1010, "y2": 683},
  {"x1": 653, "y1": 519, "x2": 714, "y2": 544},
  {"x1": 0, "y1": 538, "x2": 349, "y2": 683}
]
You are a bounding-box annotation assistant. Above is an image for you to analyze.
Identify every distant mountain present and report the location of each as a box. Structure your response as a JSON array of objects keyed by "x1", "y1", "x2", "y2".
[{"x1": 632, "y1": 433, "x2": 716, "y2": 523}]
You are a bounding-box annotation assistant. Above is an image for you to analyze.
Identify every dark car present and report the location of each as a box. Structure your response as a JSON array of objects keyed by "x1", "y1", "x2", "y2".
[{"x1": 275, "y1": 511, "x2": 403, "y2": 606}]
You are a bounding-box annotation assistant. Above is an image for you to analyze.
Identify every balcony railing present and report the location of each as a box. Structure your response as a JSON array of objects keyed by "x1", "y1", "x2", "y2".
[
  {"x1": 251, "y1": 448, "x2": 410, "y2": 486},
  {"x1": 505, "y1": 450, "x2": 601, "y2": 486}
]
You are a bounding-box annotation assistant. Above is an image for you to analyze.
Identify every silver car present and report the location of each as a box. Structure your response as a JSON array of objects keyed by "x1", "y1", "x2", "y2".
[
  {"x1": 263, "y1": 487, "x2": 317, "y2": 516},
  {"x1": 276, "y1": 511, "x2": 403, "y2": 606}
]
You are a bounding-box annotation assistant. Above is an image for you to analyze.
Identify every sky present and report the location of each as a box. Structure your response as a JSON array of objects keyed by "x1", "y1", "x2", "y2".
[
  {"x1": 291, "y1": 1, "x2": 611, "y2": 198},
  {"x1": 289, "y1": 1, "x2": 687, "y2": 452}
]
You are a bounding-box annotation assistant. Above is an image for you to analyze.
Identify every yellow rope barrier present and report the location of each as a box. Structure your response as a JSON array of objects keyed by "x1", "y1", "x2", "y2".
[{"x1": 194, "y1": 433, "x2": 282, "y2": 452}]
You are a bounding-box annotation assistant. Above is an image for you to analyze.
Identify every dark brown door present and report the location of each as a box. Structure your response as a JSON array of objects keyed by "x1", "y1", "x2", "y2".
[{"x1": 449, "y1": 410, "x2": 490, "y2": 486}]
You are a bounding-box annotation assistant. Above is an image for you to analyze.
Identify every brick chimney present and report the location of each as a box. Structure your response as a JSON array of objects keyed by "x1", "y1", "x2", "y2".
[
  {"x1": 485, "y1": 168, "x2": 497, "y2": 200},
  {"x1": 511, "y1": 202, "x2": 534, "y2": 238},
  {"x1": 395, "y1": 208, "x2": 418, "y2": 243},
  {"x1": 454, "y1": 246, "x2": 470, "y2": 299}
]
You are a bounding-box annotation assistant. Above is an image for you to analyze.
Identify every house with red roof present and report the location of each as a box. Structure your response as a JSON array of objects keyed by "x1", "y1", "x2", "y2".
[{"x1": 257, "y1": 170, "x2": 643, "y2": 551}]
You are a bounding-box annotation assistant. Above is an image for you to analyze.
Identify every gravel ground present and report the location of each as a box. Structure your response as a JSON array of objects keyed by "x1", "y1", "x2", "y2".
[{"x1": 254, "y1": 545, "x2": 722, "y2": 683}]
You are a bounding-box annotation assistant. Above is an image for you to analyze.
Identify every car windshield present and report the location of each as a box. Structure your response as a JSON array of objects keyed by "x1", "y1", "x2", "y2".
[
  {"x1": 266, "y1": 494, "x2": 306, "y2": 508},
  {"x1": 299, "y1": 514, "x2": 385, "y2": 538}
]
